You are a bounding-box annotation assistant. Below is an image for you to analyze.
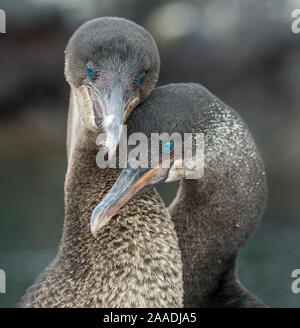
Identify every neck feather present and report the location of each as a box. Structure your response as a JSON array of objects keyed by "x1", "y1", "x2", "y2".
[
  {"x1": 56, "y1": 100, "x2": 183, "y2": 307},
  {"x1": 169, "y1": 144, "x2": 266, "y2": 307},
  {"x1": 20, "y1": 97, "x2": 183, "y2": 308}
]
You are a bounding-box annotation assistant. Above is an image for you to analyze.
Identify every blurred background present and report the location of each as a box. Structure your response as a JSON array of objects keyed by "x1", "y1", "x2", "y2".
[{"x1": 0, "y1": 0, "x2": 299, "y2": 307}]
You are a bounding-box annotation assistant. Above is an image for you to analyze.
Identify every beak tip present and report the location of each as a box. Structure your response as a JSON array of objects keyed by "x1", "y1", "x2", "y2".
[
  {"x1": 90, "y1": 209, "x2": 100, "y2": 237},
  {"x1": 107, "y1": 146, "x2": 117, "y2": 161},
  {"x1": 105, "y1": 121, "x2": 124, "y2": 160},
  {"x1": 90, "y1": 221, "x2": 98, "y2": 237},
  {"x1": 90, "y1": 205, "x2": 109, "y2": 237}
]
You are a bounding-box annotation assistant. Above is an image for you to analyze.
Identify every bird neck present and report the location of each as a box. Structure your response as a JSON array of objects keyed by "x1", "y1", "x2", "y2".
[
  {"x1": 169, "y1": 152, "x2": 266, "y2": 307},
  {"x1": 169, "y1": 178, "x2": 238, "y2": 307},
  {"x1": 53, "y1": 100, "x2": 183, "y2": 307}
]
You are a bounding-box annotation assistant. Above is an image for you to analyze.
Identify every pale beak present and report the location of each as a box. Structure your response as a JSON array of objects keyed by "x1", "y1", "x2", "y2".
[
  {"x1": 88, "y1": 84, "x2": 138, "y2": 159},
  {"x1": 90, "y1": 165, "x2": 168, "y2": 236}
]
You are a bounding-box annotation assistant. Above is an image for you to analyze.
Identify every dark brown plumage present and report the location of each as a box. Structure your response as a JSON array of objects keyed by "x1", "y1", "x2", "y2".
[
  {"x1": 94, "y1": 83, "x2": 268, "y2": 307},
  {"x1": 19, "y1": 18, "x2": 183, "y2": 308},
  {"x1": 19, "y1": 128, "x2": 183, "y2": 307}
]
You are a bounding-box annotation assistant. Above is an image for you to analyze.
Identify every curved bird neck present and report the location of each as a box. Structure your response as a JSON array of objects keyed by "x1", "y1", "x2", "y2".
[
  {"x1": 19, "y1": 93, "x2": 183, "y2": 308},
  {"x1": 50, "y1": 97, "x2": 183, "y2": 307},
  {"x1": 168, "y1": 114, "x2": 267, "y2": 307},
  {"x1": 63, "y1": 93, "x2": 167, "y2": 249}
]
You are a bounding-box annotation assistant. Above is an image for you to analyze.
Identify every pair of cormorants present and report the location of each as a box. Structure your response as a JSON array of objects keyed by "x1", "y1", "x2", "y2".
[{"x1": 20, "y1": 17, "x2": 267, "y2": 308}]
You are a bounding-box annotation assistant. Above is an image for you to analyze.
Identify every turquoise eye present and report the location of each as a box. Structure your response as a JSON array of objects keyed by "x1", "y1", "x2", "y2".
[
  {"x1": 162, "y1": 141, "x2": 174, "y2": 153},
  {"x1": 137, "y1": 75, "x2": 145, "y2": 86},
  {"x1": 87, "y1": 65, "x2": 94, "y2": 78}
]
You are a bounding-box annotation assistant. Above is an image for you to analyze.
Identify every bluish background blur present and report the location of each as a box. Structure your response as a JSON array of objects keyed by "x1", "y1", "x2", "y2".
[{"x1": 0, "y1": 0, "x2": 299, "y2": 307}]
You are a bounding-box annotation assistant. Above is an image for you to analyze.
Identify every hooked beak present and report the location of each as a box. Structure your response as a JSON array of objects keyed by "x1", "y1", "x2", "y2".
[
  {"x1": 88, "y1": 84, "x2": 138, "y2": 159},
  {"x1": 90, "y1": 165, "x2": 169, "y2": 236}
]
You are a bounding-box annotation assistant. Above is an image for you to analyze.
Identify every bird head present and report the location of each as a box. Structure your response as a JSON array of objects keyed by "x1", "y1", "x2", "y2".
[{"x1": 65, "y1": 17, "x2": 160, "y2": 158}]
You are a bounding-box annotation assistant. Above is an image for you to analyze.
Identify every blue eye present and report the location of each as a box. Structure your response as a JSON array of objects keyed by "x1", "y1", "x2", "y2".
[
  {"x1": 137, "y1": 75, "x2": 145, "y2": 86},
  {"x1": 87, "y1": 65, "x2": 94, "y2": 78},
  {"x1": 162, "y1": 141, "x2": 174, "y2": 153}
]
